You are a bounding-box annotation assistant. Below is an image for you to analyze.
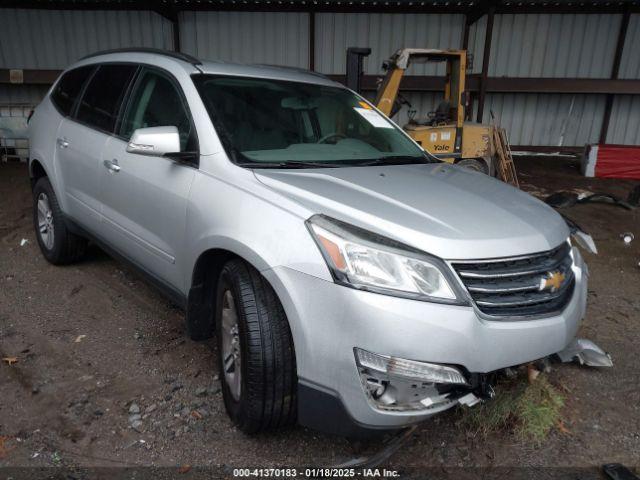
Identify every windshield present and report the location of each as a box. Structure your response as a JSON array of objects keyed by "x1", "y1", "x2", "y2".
[{"x1": 193, "y1": 74, "x2": 429, "y2": 168}]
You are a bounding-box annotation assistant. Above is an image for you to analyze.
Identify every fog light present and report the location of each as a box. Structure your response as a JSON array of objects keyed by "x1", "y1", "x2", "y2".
[{"x1": 354, "y1": 348, "x2": 468, "y2": 386}]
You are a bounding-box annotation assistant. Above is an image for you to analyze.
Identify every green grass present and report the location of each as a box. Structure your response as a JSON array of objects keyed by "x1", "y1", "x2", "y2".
[{"x1": 457, "y1": 373, "x2": 565, "y2": 443}]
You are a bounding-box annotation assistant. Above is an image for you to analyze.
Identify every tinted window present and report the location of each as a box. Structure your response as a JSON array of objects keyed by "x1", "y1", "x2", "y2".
[
  {"x1": 51, "y1": 66, "x2": 95, "y2": 116},
  {"x1": 76, "y1": 64, "x2": 137, "y2": 133},
  {"x1": 121, "y1": 69, "x2": 194, "y2": 151},
  {"x1": 193, "y1": 75, "x2": 424, "y2": 165}
]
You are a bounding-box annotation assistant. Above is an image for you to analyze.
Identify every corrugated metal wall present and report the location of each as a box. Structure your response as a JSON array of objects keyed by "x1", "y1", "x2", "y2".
[
  {"x1": 466, "y1": 12, "x2": 638, "y2": 145},
  {"x1": 0, "y1": 7, "x2": 638, "y2": 146},
  {"x1": 179, "y1": 12, "x2": 309, "y2": 68},
  {"x1": 315, "y1": 13, "x2": 464, "y2": 75},
  {"x1": 0, "y1": 8, "x2": 173, "y2": 69},
  {"x1": 618, "y1": 13, "x2": 640, "y2": 79},
  {"x1": 485, "y1": 14, "x2": 621, "y2": 78},
  {"x1": 486, "y1": 93, "x2": 606, "y2": 146},
  {"x1": 606, "y1": 14, "x2": 640, "y2": 144},
  {"x1": 607, "y1": 95, "x2": 640, "y2": 145}
]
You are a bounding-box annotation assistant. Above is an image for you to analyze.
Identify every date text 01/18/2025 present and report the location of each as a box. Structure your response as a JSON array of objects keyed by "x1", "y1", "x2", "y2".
[{"x1": 233, "y1": 468, "x2": 400, "y2": 477}]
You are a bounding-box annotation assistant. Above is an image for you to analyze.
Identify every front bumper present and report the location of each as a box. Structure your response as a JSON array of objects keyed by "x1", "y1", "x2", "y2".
[{"x1": 262, "y1": 247, "x2": 587, "y2": 432}]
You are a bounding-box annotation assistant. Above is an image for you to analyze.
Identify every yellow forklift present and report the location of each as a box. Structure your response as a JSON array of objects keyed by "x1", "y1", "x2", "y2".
[{"x1": 346, "y1": 47, "x2": 517, "y2": 184}]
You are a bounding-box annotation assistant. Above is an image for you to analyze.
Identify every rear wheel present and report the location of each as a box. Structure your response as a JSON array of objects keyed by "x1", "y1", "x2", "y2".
[
  {"x1": 456, "y1": 158, "x2": 489, "y2": 174},
  {"x1": 32, "y1": 177, "x2": 87, "y2": 264},
  {"x1": 215, "y1": 259, "x2": 297, "y2": 433}
]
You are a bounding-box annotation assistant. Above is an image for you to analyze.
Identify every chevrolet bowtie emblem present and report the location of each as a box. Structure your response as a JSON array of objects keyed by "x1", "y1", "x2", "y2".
[{"x1": 539, "y1": 271, "x2": 566, "y2": 292}]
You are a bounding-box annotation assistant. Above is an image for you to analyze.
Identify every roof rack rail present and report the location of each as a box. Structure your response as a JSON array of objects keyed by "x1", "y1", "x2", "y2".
[
  {"x1": 255, "y1": 64, "x2": 332, "y2": 80},
  {"x1": 80, "y1": 48, "x2": 202, "y2": 66}
]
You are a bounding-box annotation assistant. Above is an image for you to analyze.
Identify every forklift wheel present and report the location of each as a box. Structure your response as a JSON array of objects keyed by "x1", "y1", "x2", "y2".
[{"x1": 456, "y1": 158, "x2": 489, "y2": 174}]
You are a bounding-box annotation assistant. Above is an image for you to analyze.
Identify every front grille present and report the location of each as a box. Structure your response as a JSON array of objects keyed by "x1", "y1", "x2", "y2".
[{"x1": 452, "y1": 242, "x2": 575, "y2": 317}]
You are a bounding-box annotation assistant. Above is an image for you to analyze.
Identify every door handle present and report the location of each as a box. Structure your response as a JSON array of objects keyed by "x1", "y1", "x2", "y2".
[
  {"x1": 56, "y1": 137, "x2": 69, "y2": 148},
  {"x1": 103, "y1": 159, "x2": 121, "y2": 173}
]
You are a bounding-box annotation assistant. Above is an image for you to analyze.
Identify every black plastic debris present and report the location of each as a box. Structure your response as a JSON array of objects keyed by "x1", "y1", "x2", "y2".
[
  {"x1": 545, "y1": 191, "x2": 579, "y2": 208},
  {"x1": 333, "y1": 426, "x2": 417, "y2": 469},
  {"x1": 603, "y1": 463, "x2": 640, "y2": 480},
  {"x1": 545, "y1": 191, "x2": 634, "y2": 210},
  {"x1": 628, "y1": 185, "x2": 640, "y2": 207}
]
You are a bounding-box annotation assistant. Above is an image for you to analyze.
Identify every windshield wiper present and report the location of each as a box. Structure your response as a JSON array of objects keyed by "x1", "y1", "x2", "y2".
[
  {"x1": 236, "y1": 156, "x2": 435, "y2": 169},
  {"x1": 236, "y1": 160, "x2": 350, "y2": 169},
  {"x1": 351, "y1": 155, "x2": 434, "y2": 167}
]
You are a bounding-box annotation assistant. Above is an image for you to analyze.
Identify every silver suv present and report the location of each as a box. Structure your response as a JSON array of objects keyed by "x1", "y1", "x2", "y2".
[{"x1": 28, "y1": 49, "x2": 586, "y2": 436}]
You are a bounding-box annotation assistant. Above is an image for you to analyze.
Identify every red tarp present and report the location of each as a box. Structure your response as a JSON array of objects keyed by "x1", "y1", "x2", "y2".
[{"x1": 593, "y1": 145, "x2": 640, "y2": 179}]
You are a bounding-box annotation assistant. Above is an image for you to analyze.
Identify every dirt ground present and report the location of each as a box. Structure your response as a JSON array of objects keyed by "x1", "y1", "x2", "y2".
[{"x1": 1, "y1": 157, "x2": 639, "y2": 478}]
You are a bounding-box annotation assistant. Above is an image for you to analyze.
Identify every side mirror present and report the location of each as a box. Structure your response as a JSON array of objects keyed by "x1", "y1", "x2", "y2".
[{"x1": 127, "y1": 126, "x2": 180, "y2": 157}]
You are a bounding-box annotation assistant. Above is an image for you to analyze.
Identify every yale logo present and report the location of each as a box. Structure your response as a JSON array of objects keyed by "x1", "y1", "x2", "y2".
[{"x1": 539, "y1": 271, "x2": 566, "y2": 292}]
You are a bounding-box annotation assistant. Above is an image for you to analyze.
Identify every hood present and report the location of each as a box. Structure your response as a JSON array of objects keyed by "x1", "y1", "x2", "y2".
[{"x1": 254, "y1": 163, "x2": 569, "y2": 260}]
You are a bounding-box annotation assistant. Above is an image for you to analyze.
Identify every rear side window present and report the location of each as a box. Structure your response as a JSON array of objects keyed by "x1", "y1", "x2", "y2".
[
  {"x1": 51, "y1": 66, "x2": 95, "y2": 116},
  {"x1": 76, "y1": 64, "x2": 137, "y2": 133}
]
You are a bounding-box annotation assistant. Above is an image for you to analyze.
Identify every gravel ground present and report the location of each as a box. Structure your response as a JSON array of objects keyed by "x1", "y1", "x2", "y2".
[{"x1": 0, "y1": 157, "x2": 639, "y2": 478}]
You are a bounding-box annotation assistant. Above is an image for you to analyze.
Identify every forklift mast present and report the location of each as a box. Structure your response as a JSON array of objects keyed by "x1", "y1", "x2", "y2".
[
  {"x1": 345, "y1": 47, "x2": 372, "y2": 94},
  {"x1": 373, "y1": 48, "x2": 467, "y2": 127}
]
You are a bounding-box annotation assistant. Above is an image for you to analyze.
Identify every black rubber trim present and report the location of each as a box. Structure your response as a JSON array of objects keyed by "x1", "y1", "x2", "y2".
[{"x1": 297, "y1": 380, "x2": 398, "y2": 439}]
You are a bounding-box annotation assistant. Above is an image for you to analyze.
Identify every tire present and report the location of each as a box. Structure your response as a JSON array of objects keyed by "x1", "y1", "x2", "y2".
[
  {"x1": 215, "y1": 259, "x2": 297, "y2": 433},
  {"x1": 32, "y1": 177, "x2": 87, "y2": 265},
  {"x1": 456, "y1": 158, "x2": 489, "y2": 174}
]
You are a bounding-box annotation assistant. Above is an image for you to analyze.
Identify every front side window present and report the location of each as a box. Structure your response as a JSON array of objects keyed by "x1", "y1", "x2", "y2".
[
  {"x1": 193, "y1": 75, "x2": 428, "y2": 167},
  {"x1": 51, "y1": 66, "x2": 95, "y2": 116},
  {"x1": 76, "y1": 64, "x2": 137, "y2": 133},
  {"x1": 121, "y1": 69, "x2": 195, "y2": 151}
]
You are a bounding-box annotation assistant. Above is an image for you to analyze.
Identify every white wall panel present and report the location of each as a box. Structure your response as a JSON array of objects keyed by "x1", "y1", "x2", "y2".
[
  {"x1": 466, "y1": 15, "x2": 487, "y2": 75},
  {"x1": 483, "y1": 93, "x2": 606, "y2": 146},
  {"x1": 487, "y1": 14, "x2": 621, "y2": 78},
  {"x1": 619, "y1": 14, "x2": 640, "y2": 80},
  {"x1": 180, "y1": 11, "x2": 309, "y2": 67},
  {"x1": 0, "y1": 8, "x2": 173, "y2": 69},
  {"x1": 606, "y1": 95, "x2": 640, "y2": 145},
  {"x1": 315, "y1": 13, "x2": 464, "y2": 75}
]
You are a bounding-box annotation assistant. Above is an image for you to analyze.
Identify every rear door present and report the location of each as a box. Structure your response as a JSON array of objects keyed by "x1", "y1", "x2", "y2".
[
  {"x1": 99, "y1": 67, "x2": 197, "y2": 290},
  {"x1": 55, "y1": 63, "x2": 137, "y2": 234},
  {"x1": 52, "y1": 65, "x2": 99, "y2": 229}
]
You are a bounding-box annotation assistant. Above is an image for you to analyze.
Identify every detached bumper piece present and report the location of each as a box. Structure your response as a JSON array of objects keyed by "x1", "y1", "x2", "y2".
[
  {"x1": 354, "y1": 348, "x2": 493, "y2": 412},
  {"x1": 555, "y1": 338, "x2": 613, "y2": 367}
]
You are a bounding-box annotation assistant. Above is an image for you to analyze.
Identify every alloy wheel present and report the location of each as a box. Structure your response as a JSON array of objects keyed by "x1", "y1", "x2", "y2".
[
  {"x1": 37, "y1": 192, "x2": 55, "y2": 250},
  {"x1": 221, "y1": 289, "x2": 242, "y2": 401}
]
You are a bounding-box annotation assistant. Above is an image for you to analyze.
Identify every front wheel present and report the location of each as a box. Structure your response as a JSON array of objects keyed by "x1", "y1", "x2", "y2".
[{"x1": 215, "y1": 259, "x2": 297, "y2": 433}]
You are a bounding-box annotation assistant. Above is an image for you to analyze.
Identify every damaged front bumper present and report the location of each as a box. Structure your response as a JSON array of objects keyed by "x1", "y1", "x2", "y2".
[
  {"x1": 354, "y1": 348, "x2": 493, "y2": 412},
  {"x1": 352, "y1": 337, "x2": 613, "y2": 422},
  {"x1": 556, "y1": 337, "x2": 613, "y2": 367},
  {"x1": 264, "y1": 247, "x2": 590, "y2": 436}
]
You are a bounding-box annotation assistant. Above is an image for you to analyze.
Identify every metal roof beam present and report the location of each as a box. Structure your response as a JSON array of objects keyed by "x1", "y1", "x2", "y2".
[
  {"x1": 3, "y1": 70, "x2": 640, "y2": 95},
  {"x1": 3, "y1": 0, "x2": 638, "y2": 14}
]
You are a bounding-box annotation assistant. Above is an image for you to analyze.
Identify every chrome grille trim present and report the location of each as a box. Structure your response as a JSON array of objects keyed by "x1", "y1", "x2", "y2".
[{"x1": 452, "y1": 243, "x2": 575, "y2": 317}]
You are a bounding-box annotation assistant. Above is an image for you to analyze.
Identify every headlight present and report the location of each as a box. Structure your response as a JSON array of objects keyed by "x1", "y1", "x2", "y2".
[{"x1": 306, "y1": 215, "x2": 465, "y2": 304}]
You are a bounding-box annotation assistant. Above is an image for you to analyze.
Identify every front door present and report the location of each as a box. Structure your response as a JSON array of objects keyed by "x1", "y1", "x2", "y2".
[{"x1": 99, "y1": 67, "x2": 197, "y2": 291}]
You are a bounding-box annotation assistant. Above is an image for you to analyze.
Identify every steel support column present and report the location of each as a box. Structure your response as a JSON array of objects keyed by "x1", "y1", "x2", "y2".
[
  {"x1": 599, "y1": 8, "x2": 631, "y2": 144},
  {"x1": 309, "y1": 11, "x2": 315, "y2": 71},
  {"x1": 476, "y1": 6, "x2": 494, "y2": 123}
]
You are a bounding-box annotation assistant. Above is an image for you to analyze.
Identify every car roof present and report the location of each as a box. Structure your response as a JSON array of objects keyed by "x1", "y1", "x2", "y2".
[{"x1": 74, "y1": 48, "x2": 341, "y2": 88}]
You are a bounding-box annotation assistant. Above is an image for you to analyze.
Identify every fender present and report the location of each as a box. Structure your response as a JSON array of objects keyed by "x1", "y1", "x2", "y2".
[{"x1": 184, "y1": 236, "x2": 276, "y2": 341}]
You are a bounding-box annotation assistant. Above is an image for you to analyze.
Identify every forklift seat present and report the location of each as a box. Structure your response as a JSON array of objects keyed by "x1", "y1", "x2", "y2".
[{"x1": 428, "y1": 100, "x2": 451, "y2": 125}]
